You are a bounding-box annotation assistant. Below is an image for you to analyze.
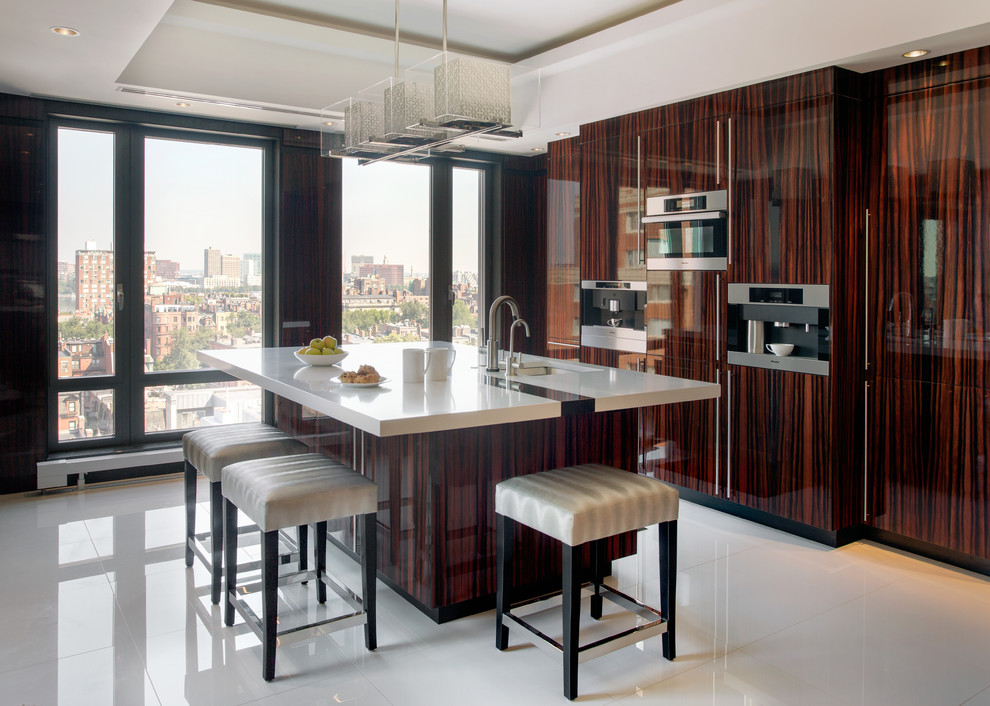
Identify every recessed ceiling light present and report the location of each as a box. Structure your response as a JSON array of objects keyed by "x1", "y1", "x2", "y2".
[
  {"x1": 555, "y1": 131, "x2": 572, "y2": 137},
  {"x1": 50, "y1": 26, "x2": 80, "y2": 37},
  {"x1": 531, "y1": 147, "x2": 546, "y2": 152},
  {"x1": 324, "y1": 121, "x2": 337, "y2": 126},
  {"x1": 902, "y1": 49, "x2": 929, "y2": 58},
  {"x1": 176, "y1": 102, "x2": 191, "y2": 108}
]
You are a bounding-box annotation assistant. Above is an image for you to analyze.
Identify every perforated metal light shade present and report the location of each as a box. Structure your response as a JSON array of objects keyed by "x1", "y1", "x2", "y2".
[
  {"x1": 344, "y1": 100, "x2": 385, "y2": 149},
  {"x1": 384, "y1": 81, "x2": 445, "y2": 141},
  {"x1": 434, "y1": 57, "x2": 511, "y2": 128}
]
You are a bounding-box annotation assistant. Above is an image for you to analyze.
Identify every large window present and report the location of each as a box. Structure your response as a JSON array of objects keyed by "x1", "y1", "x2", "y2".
[
  {"x1": 52, "y1": 124, "x2": 271, "y2": 447},
  {"x1": 340, "y1": 158, "x2": 486, "y2": 344}
]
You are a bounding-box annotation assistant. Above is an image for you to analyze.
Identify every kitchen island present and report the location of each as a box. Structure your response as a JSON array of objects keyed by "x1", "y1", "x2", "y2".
[{"x1": 199, "y1": 343, "x2": 720, "y2": 621}]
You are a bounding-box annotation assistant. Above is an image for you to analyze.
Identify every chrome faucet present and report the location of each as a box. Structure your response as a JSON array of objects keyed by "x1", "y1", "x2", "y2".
[
  {"x1": 506, "y1": 318, "x2": 530, "y2": 376},
  {"x1": 486, "y1": 295, "x2": 520, "y2": 371}
]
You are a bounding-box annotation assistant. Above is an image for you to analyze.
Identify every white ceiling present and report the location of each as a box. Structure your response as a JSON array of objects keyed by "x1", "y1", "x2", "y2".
[{"x1": 2, "y1": 0, "x2": 990, "y2": 155}]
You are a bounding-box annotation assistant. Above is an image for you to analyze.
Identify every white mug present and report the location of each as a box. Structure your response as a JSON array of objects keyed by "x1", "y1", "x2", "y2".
[
  {"x1": 402, "y1": 348, "x2": 427, "y2": 383},
  {"x1": 425, "y1": 347, "x2": 456, "y2": 382}
]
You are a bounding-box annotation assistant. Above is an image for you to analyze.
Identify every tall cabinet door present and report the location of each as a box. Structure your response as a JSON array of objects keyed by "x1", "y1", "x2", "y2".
[
  {"x1": 871, "y1": 77, "x2": 990, "y2": 389},
  {"x1": 726, "y1": 366, "x2": 833, "y2": 529},
  {"x1": 580, "y1": 134, "x2": 644, "y2": 282},
  {"x1": 647, "y1": 269, "x2": 722, "y2": 361},
  {"x1": 731, "y1": 98, "x2": 834, "y2": 284},
  {"x1": 546, "y1": 139, "x2": 581, "y2": 355},
  {"x1": 642, "y1": 356, "x2": 721, "y2": 496},
  {"x1": 641, "y1": 117, "x2": 725, "y2": 199}
]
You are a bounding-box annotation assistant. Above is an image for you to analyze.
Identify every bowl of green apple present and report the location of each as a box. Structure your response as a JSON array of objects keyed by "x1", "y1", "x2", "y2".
[{"x1": 294, "y1": 336, "x2": 348, "y2": 366}]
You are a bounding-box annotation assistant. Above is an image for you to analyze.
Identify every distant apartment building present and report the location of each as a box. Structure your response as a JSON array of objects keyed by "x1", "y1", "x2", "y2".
[
  {"x1": 156, "y1": 259, "x2": 180, "y2": 281},
  {"x1": 204, "y1": 247, "x2": 222, "y2": 277},
  {"x1": 57, "y1": 334, "x2": 115, "y2": 379},
  {"x1": 145, "y1": 304, "x2": 201, "y2": 360},
  {"x1": 357, "y1": 262, "x2": 404, "y2": 287},
  {"x1": 411, "y1": 277, "x2": 429, "y2": 296},
  {"x1": 57, "y1": 261, "x2": 75, "y2": 281},
  {"x1": 76, "y1": 249, "x2": 155, "y2": 316},
  {"x1": 221, "y1": 254, "x2": 240, "y2": 278},
  {"x1": 350, "y1": 254, "x2": 374, "y2": 275},
  {"x1": 242, "y1": 252, "x2": 262, "y2": 286}
]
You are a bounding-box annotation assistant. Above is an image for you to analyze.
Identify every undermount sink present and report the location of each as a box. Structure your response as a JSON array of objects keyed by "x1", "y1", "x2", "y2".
[{"x1": 500, "y1": 363, "x2": 569, "y2": 376}]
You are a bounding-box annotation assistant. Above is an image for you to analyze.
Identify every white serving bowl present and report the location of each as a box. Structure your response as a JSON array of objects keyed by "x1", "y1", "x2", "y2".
[
  {"x1": 294, "y1": 350, "x2": 348, "y2": 366},
  {"x1": 766, "y1": 343, "x2": 794, "y2": 357}
]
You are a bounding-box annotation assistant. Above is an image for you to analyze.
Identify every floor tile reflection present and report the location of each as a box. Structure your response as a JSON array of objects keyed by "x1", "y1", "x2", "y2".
[{"x1": 0, "y1": 477, "x2": 988, "y2": 705}]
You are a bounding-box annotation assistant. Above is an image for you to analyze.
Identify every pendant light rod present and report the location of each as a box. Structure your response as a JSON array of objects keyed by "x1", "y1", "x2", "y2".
[
  {"x1": 442, "y1": 0, "x2": 447, "y2": 61},
  {"x1": 394, "y1": 0, "x2": 399, "y2": 81}
]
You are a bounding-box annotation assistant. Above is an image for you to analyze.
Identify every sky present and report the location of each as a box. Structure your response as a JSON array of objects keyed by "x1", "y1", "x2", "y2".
[{"x1": 57, "y1": 127, "x2": 481, "y2": 278}]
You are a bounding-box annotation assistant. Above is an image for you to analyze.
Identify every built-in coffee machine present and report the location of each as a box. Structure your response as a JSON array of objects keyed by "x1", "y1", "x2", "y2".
[
  {"x1": 726, "y1": 283, "x2": 830, "y2": 375},
  {"x1": 580, "y1": 280, "x2": 647, "y2": 353}
]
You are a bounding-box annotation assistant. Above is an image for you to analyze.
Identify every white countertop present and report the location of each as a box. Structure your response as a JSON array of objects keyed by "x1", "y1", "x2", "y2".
[{"x1": 198, "y1": 343, "x2": 720, "y2": 437}]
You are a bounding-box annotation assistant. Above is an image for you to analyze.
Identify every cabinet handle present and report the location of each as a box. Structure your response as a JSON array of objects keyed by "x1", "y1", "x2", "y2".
[
  {"x1": 637, "y1": 135, "x2": 644, "y2": 264},
  {"x1": 727, "y1": 117, "x2": 733, "y2": 266},
  {"x1": 715, "y1": 273, "x2": 721, "y2": 361},
  {"x1": 716, "y1": 119, "x2": 721, "y2": 186},
  {"x1": 726, "y1": 368, "x2": 732, "y2": 499},
  {"x1": 863, "y1": 381, "x2": 869, "y2": 522},
  {"x1": 715, "y1": 368, "x2": 721, "y2": 495},
  {"x1": 864, "y1": 209, "x2": 870, "y2": 371},
  {"x1": 116, "y1": 284, "x2": 124, "y2": 312}
]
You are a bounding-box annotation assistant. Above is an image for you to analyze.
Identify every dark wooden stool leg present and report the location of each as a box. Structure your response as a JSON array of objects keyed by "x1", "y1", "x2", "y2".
[
  {"x1": 659, "y1": 520, "x2": 677, "y2": 661},
  {"x1": 562, "y1": 542, "x2": 580, "y2": 700},
  {"x1": 298, "y1": 524, "x2": 309, "y2": 583},
  {"x1": 184, "y1": 461, "x2": 196, "y2": 567},
  {"x1": 223, "y1": 499, "x2": 238, "y2": 627},
  {"x1": 495, "y1": 514, "x2": 514, "y2": 650},
  {"x1": 210, "y1": 481, "x2": 223, "y2": 605},
  {"x1": 362, "y1": 512, "x2": 377, "y2": 651},
  {"x1": 315, "y1": 521, "x2": 327, "y2": 604},
  {"x1": 590, "y1": 537, "x2": 606, "y2": 620},
  {"x1": 262, "y1": 529, "x2": 279, "y2": 681}
]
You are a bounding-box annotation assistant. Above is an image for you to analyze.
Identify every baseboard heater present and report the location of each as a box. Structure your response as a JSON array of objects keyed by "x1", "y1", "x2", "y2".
[{"x1": 36, "y1": 447, "x2": 184, "y2": 489}]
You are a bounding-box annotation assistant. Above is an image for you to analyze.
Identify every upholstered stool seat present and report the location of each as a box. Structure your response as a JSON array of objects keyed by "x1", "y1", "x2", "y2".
[
  {"x1": 495, "y1": 464, "x2": 679, "y2": 700},
  {"x1": 222, "y1": 453, "x2": 378, "y2": 682},
  {"x1": 183, "y1": 423, "x2": 309, "y2": 604}
]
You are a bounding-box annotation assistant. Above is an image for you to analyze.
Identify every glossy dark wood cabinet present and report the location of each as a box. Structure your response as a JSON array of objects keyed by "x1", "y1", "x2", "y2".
[
  {"x1": 579, "y1": 134, "x2": 644, "y2": 282},
  {"x1": 546, "y1": 138, "x2": 581, "y2": 352},
  {"x1": 726, "y1": 366, "x2": 836, "y2": 528},
  {"x1": 641, "y1": 117, "x2": 725, "y2": 199},
  {"x1": 869, "y1": 377, "x2": 989, "y2": 560},
  {"x1": 869, "y1": 77, "x2": 990, "y2": 389},
  {"x1": 642, "y1": 356, "x2": 721, "y2": 496},
  {"x1": 0, "y1": 120, "x2": 47, "y2": 493},
  {"x1": 278, "y1": 141, "x2": 342, "y2": 347},
  {"x1": 730, "y1": 98, "x2": 834, "y2": 284},
  {"x1": 864, "y1": 56, "x2": 990, "y2": 562},
  {"x1": 646, "y1": 269, "x2": 721, "y2": 360}
]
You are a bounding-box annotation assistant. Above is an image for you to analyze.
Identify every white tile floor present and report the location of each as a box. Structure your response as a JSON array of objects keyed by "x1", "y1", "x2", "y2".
[{"x1": 1, "y1": 476, "x2": 989, "y2": 705}]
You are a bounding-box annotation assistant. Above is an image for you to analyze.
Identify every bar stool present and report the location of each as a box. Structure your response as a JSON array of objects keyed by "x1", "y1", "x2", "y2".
[
  {"x1": 494, "y1": 463, "x2": 678, "y2": 700},
  {"x1": 221, "y1": 452, "x2": 378, "y2": 682},
  {"x1": 183, "y1": 423, "x2": 309, "y2": 604}
]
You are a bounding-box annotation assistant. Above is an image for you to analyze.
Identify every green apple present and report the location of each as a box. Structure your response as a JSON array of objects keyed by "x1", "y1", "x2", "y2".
[
  {"x1": 309, "y1": 338, "x2": 324, "y2": 350},
  {"x1": 322, "y1": 335, "x2": 337, "y2": 349},
  {"x1": 331, "y1": 347, "x2": 344, "y2": 355},
  {"x1": 297, "y1": 347, "x2": 308, "y2": 354},
  {"x1": 304, "y1": 347, "x2": 322, "y2": 355},
  {"x1": 321, "y1": 348, "x2": 336, "y2": 355}
]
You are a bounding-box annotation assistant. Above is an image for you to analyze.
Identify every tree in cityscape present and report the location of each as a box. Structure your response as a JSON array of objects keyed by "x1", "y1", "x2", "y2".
[
  {"x1": 452, "y1": 299, "x2": 474, "y2": 327},
  {"x1": 399, "y1": 300, "x2": 429, "y2": 328},
  {"x1": 376, "y1": 332, "x2": 421, "y2": 343},
  {"x1": 156, "y1": 327, "x2": 214, "y2": 371},
  {"x1": 342, "y1": 308, "x2": 392, "y2": 335},
  {"x1": 226, "y1": 311, "x2": 261, "y2": 339},
  {"x1": 58, "y1": 316, "x2": 112, "y2": 341}
]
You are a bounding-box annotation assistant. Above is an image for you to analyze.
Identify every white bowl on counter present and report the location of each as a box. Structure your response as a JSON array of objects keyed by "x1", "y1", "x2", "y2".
[
  {"x1": 294, "y1": 350, "x2": 348, "y2": 366},
  {"x1": 766, "y1": 343, "x2": 795, "y2": 357}
]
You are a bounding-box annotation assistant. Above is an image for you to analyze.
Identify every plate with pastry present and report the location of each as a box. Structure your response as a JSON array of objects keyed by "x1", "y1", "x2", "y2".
[{"x1": 335, "y1": 364, "x2": 389, "y2": 388}]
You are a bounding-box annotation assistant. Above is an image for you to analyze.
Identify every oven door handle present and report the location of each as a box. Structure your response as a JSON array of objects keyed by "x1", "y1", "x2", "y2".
[{"x1": 642, "y1": 211, "x2": 725, "y2": 224}]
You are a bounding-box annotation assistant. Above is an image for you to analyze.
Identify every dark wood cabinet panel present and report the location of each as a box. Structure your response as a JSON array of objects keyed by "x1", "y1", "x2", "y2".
[
  {"x1": 0, "y1": 121, "x2": 47, "y2": 493},
  {"x1": 546, "y1": 138, "x2": 581, "y2": 348},
  {"x1": 502, "y1": 156, "x2": 547, "y2": 355},
  {"x1": 641, "y1": 117, "x2": 725, "y2": 198},
  {"x1": 279, "y1": 146, "x2": 341, "y2": 346},
  {"x1": 647, "y1": 269, "x2": 721, "y2": 361},
  {"x1": 870, "y1": 77, "x2": 990, "y2": 389},
  {"x1": 579, "y1": 135, "x2": 644, "y2": 282},
  {"x1": 727, "y1": 366, "x2": 834, "y2": 529},
  {"x1": 642, "y1": 357, "x2": 720, "y2": 496},
  {"x1": 730, "y1": 98, "x2": 834, "y2": 284},
  {"x1": 869, "y1": 377, "x2": 989, "y2": 560}
]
